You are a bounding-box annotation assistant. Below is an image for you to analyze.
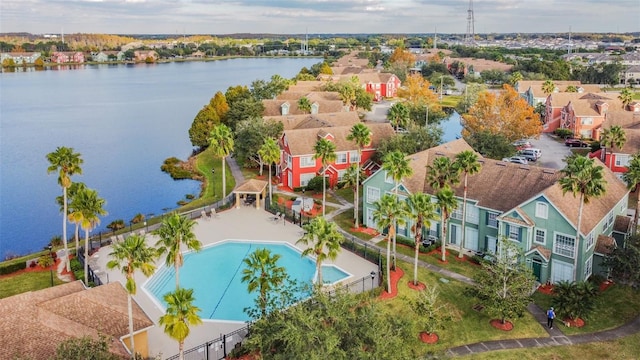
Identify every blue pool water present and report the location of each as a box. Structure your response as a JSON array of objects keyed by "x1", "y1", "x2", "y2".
[{"x1": 144, "y1": 240, "x2": 351, "y2": 322}]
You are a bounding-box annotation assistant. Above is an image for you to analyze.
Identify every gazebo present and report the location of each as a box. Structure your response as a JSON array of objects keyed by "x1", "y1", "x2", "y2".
[{"x1": 233, "y1": 179, "x2": 268, "y2": 209}]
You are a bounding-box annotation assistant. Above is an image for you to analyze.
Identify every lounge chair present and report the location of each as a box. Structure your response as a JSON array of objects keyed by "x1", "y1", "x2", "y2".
[
  {"x1": 201, "y1": 210, "x2": 209, "y2": 220},
  {"x1": 272, "y1": 212, "x2": 281, "y2": 222},
  {"x1": 211, "y1": 208, "x2": 219, "y2": 218}
]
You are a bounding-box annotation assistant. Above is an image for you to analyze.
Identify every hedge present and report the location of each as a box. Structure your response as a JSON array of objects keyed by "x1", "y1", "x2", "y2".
[{"x1": 0, "y1": 261, "x2": 26, "y2": 275}]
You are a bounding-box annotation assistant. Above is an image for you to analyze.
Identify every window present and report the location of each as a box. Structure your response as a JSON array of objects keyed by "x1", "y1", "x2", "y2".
[
  {"x1": 584, "y1": 255, "x2": 593, "y2": 279},
  {"x1": 337, "y1": 170, "x2": 346, "y2": 181},
  {"x1": 581, "y1": 117, "x2": 593, "y2": 125},
  {"x1": 615, "y1": 154, "x2": 630, "y2": 167},
  {"x1": 366, "y1": 187, "x2": 380, "y2": 203},
  {"x1": 300, "y1": 156, "x2": 315, "y2": 168},
  {"x1": 384, "y1": 171, "x2": 394, "y2": 184},
  {"x1": 602, "y1": 211, "x2": 614, "y2": 231},
  {"x1": 451, "y1": 202, "x2": 463, "y2": 220},
  {"x1": 554, "y1": 233, "x2": 576, "y2": 258},
  {"x1": 535, "y1": 229, "x2": 546, "y2": 244},
  {"x1": 487, "y1": 212, "x2": 498, "y2": 228},
  {"x1": 508, "y1": 225, "x2": 520, "y2": 242},
  {"x1": 300, "y1": 173, "x2": 314, "y2": 187},
  {"x1": 585, "y1": 232, "x2": 594, "y2": 249},
  {"x1": 466, "y1": 204, "x2": 479, "y2": 224},
  {"x1": 350, "y1": 151, "x2": 360, "y2": 163},
  {"x1": 336, "y1": 152, "x2": 347, "y2": 164},
  {"x1": 286, "y1": 154, "x2": 292, "y2": 169},
  {"x1": 535, "y1": 202, "x2": 548, "y2": 219}
]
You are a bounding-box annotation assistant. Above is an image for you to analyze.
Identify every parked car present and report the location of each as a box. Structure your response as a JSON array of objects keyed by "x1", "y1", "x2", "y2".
[
  {"x1": 565, "y1": 138, "x2": 590, "y2": 147},
  {"x1": 502, "y1": 156, "x2": 528, "y2": 165},
  {"x1": 518, "y1": 148, "x2": 542, "y2": 161}
]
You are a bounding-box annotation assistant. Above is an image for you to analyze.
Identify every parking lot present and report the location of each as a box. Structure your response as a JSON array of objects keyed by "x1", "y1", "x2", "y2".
[{"x1": 525, "y1": 133, "x2": 573, "y2": 170}]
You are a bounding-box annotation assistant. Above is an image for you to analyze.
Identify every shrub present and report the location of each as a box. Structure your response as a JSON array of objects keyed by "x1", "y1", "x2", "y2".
[
  {"x1": 306, "y1": 176, "x2": 326, "y2": 193},
  {"x1": 553, "y1": 280, "x2": 599, "y2": 320},
  {"x1": 185, "y1": 194, "x2": 195, "y2": 200},
  {"x1": 554, "y1": 128, "x2": 573, "y2": 139},
  {"x1": 0, "y1": 261, "x2": 26, "y2": 275},
  {"x1": 50, "y1": 235, "x2": 63, "y2": 247},
  {"x1": 70, "y1": 258, "x2": 82, "y2": 272},
  {"x1": 160, "y1": 157, "x2": 193, "y2": 180},
  {"x1": 38, "y1": 254, "x2": 54, "y2": 268}
]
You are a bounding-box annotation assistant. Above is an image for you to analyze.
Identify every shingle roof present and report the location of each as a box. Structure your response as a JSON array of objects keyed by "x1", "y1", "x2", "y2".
[
  {"x1": 265, "y1": 112, "x2": 360, "y2": 130},
  {"x1": 283, "y1": 123, "x2": 394, "y2": 156},
  {"x1": 517, "y1": 80, "x2": 601, "y2": 98},
  {"x1": 543, "y1": 159, "x2": 629, "y2": 235},
  {"x1": 276, "y1": 91, "x2": 341, "y2": 102},
  {"x1": 262, "y1": 99, "x2": 345, "y2": 116},
  {"x1": 595, "y1": 234, "x2": 616, "y2": 255},
  {"x1": 527, "y1": 245, "x2": 552, "y2": 261},
  {"x1": 0, "y1": 281, "x2": 152, "y2": 360},
  {"x1": 287, "y1": 81, "x2": 325, "y2": 92},
  {"x1": 234, "y1": 179, "x2": 268, "y2": 193},
  {"x1": 613, "y1": 214, "x2": 633, "y2": 234}
]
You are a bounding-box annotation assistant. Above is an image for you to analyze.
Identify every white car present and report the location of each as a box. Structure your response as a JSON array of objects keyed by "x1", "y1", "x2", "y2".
[{"x1": 502, "y1": 156, "x2": 528, "y2": 165}]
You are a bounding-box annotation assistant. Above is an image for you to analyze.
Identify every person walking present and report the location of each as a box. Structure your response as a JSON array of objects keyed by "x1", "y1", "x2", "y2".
[{"x1": 547, "y1": 306, "x2": 556, "y2": 329}]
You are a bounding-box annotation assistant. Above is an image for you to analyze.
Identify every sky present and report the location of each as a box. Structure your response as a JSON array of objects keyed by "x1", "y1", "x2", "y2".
[{"x1": 1, "y1": 0, "x2": 638, "y2": 36}]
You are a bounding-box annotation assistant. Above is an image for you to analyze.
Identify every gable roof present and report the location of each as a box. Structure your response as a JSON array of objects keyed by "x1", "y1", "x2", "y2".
[
  {"x1": 262, "y1": 99, "x2": 344, "y2": 116},
  {"x1": 265, "y1": 112, "x2": 360, "y2": 130},
  {"x1": 517, "y1": 80, "x2": 601, "y2": 98},
  {"x1": 543, "y1": 159, "x2": 629, "y2": 235},
  {"x1": 286, "y1": 81, "x2": 325, "y2": 92},
  {"x1": 595, "y1": 234, "x2": 616, "y2": 255},
  {"x1": 283, "y1": 123, "x2": 394, "y2": 156},
  {"x1": 0, "y1": 281, "x2": 153, "y2": 360},
  {"x1": 276, "y1": 91, "x2": 342, "y2": 102}
]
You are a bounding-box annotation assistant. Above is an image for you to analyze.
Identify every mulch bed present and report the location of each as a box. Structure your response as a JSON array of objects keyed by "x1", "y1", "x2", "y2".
[
  {"x1": 490, "y1": 319, "x2": 514, "y2": 331},
  {"x1": 379, "y1": 267, "x2": 404, "y2": 300},
  {"x1": 350, "y1": 227, "x2": 379, "y2": 236},
  {"x1": 599, "y1": 280, "x2": 614, "y2": 292},
  {"x1": 408, "y1": 281, "x2": 426, "y2": 291},
  {"x1": 419, "y1": 332, "x2": 439, "y2": 344},
  {"x1": 538, "y1": 284, "x2": 554, "y2": 295},
  {"x1": 563, "y1": 317, "x2": 585, "y2": 328}
]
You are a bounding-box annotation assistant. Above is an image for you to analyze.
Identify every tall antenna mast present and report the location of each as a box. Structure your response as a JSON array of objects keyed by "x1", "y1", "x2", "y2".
[
  {"x1": 568, "y1": 26, "x2": 572, "y2": 55},
  {"x1": 465, "y1": 0, "x2": 475, "y2": 46}
]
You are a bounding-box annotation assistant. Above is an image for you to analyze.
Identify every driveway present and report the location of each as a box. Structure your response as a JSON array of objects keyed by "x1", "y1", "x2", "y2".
[
  {"x1": 527, "y1": 133, "x2": 573, "y2": 170},
  {"x1": 364, "y1": 99, "x2": 393, "y2": 122}
]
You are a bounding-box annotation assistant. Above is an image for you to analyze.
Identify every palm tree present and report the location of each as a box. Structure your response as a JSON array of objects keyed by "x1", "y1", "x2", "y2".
[
  {"x1": 382, "y1": 150, "x2": 413, "y2": 269},
  {"x1": 542, "y1": 80, "x2": 556, "y2": 95},
  {"x1": 57, "y1": 181, "x2": 87, "y2": 254},
  {"x1": 258, "y1": 138, "x2": 281, "y2": 205},
  {"x1": 372, "y1": 194, "x2": 408, "y2": 292},
  {"x1": 107, "y1": 234, "x2": 156, "y2": 358},
  {"x1": 297, "y1": 216, "x2": 343, "y2": 286},
  {"x1": 68, "y1": 187, "x2": 107, "y2": 285},
  {"x1": 46, "y1": 146, "x2": 83, "y2": 271},
  {"x1": 623, "y1": 152, "x2": 640, "y2": 234},
  {"x1": 241, "y1": 248, "x2": 287, "y2": 318},
  {"x1": 313, "y1": 138, "x2": 337, "y2": 216},
  {"x1": 600, "y1": 126, "x2": 626, "y2": 169},
  {"x1": 387, "y1": 102, "x2": 410, "y2": 131},
  {"x1": 297, "y1": 96, "x2": 312, "y2": 114},
  {"x1": 155, "y1": 213, "x2": 202, "y2": 289},
  {"x1": 619, "y1": 88, "x2": 633, "y2": 110},
  {"x1": 159, "y1": 288, "x2": 202, "y2": 360},
  {"x1": 454, "y1": 151, "x2": 481, "y2": 258},
  {"x1": 209, "y1": 124, "x2": 235, "y2": 198},
  {"x1": 341, "y1": 164, "x2": 366, "y2": 224},
  {"x1": 559, "y1": 156, "x2": 606, "y2": 281},
  {"x1": 427, "y1": 156, "x2": 461, "y2": 261},
  {"x1": 406, "y1": 193, "x2": 438, "y2": 285},
  {"x1": 565, "y1": 85, "x2": 578, "y2": 92},
  {"x1": 508, "y1": 71, "x2": 523, "y2": 87},
  {"x1": 435, "y1": 188, "x2": 457, "y2": 262},
  {"x1": 346, "y1": 123, "x2": 372, "y2": 228}
]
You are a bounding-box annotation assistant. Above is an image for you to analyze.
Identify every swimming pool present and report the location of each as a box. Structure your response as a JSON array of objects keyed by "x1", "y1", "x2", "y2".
[{"x1": 144, "y1": 240, "x2": 351, "y2": 322}]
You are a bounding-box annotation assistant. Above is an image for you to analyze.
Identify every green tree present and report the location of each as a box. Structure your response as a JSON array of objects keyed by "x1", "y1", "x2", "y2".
[
  {"x1": 297, "y1": 96, "x2": 312, "y2": 114},
  {"x1": 258, "y1": 137, "x2": 281, "y2": 204},
  {"x1": 297, "y1": 216, "x2": 343, "y2": 286},
  {"x1": 542, "y1": 79, "x2": 556, "y2": 95},
  {"x1": 387, "y1": 102, "x2": 410, "y2": 131},
  {"x1": 241, "y1": 248, "x2": 287, "y2": 318},
  {"x1": 464, "y1": 130, "x2": 514, "y2": 160},
  {"x1": 406, "y1": 286, "x2": 451, "y2": 336},
  {"x1": 209, "y1": 124, "x2": 235, "y2": 198},
  {"x1": 68, "y1": 187, "x2": 107, "y2": 286},
  {"x1": 372, "y1": 194, "x2": 408, "y2": 292},
  {"x1": 434, "y1": 188, "x2": 458, "y2": 262},
  {"x1": 508, "y1": 71, "x2": 523, "y2": 86},
  {"x1": 454, "y1": 150, "x2": 481, "y2": 258},
  {"x1": 57, "y1": 181, "x2": 87, "y2": 253},
  {"x1": 107, "y1": 235, "x2": 156, "y2": 357},
  {"x1": 155, "y1": 213, "x2": 202, "y2": 289},
  {"x1": 565, "y1": 85, "x2": 578, "y2": 92},
  {"x1": 553, "y1": 281, "x2": 599, "y2": 321},
  {"x1": 189, "y1": 103, "x2": 220, "y2": 148},
  {"x1": 471, "y1": 237, "x2": 536, "y2": 325},
  {"x1": 159, "y1": 288, "x2": 202, "y2": 360},
  {"x1": 234, "y1": 118, "x2": 283, "y2": 169},
  {"x1": 313, "y1": 138, "x2": 337, "y2": 216},
  {"x1": 622, "y1": 153, "x2": 640, "y2": 233},
  {"x1": 559, "y1": 156, "x2": 606, "y2": 281},
  {"x1": 106, "y1": 219, "x2": 125, "y2": 233},
  {"x1": 224, "y1": 98, "x2": 265, "y2": 130},
  {"x1": 406, "y1": 192, "x2": 438, "y2": 285},
  {"x1": 600, "y1": 125, "x2": 627, "y2": 168},
  {"x1": 382, "y1": 150, "x2": 413, "y2": 269},
  {"x1": 604, "y1": 234, "x2": 640, "y2": 285},
  {"x1": 346, "y1": 123, "x2": 372, "y2": 228},
  {"x1": 54, "y1": 335, "x2": 120, "y2": 360},
  {"x1": 619, "y1": 88, "x2": 633, "y2": 109},
  {"x1": 47, "y1": 146, "x2": 83, "y2": 272}
]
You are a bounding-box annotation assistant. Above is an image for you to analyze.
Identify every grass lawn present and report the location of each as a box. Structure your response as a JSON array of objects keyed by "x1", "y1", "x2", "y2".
[
  {"x1": 334, "y1": 187, "x2": 356, "y2": 205},
  {"x1": 378, "y1": 261, "x2": 547, "y2": 356},
  {"x1": 334, "y1": 209, "x2": 376, "y2": 241},
  {"x1": 531, "y1": 283, "x2": 640, "y2": 335},
  {"x1": 0, "y1": 271, "x2": 66, "y2": 299},
  {"x1": 382, "y1": 239, "x2": 484, "y2": 280},
  {"x1": 463, "y1": 332, "x2": 640, "y2": 359},
  {"x1": 180, "y1": 146, "x2": 236, "y2": 212}
]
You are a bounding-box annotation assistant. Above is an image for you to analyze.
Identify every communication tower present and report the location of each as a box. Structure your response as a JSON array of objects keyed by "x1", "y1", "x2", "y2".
[{"x1": 465, "y1": 0, "x2": 475, "y2": 45}]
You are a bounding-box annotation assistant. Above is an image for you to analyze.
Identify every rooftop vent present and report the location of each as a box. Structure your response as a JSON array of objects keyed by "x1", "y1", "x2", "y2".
[
  {"x1": 497, "y1": 162, "x2": 506, "y2": 166},
  {"x1": 542, "y1": 169, "x2": 555, "y2": 174}
]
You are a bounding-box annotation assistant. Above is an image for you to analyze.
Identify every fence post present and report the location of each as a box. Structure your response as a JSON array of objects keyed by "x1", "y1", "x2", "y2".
[
  {"x1": 223, "y1": 334, "x2": 227, "y2": 358},
  {"x1": 205, "y1": 340, "x2": 209, "y2": 360}
]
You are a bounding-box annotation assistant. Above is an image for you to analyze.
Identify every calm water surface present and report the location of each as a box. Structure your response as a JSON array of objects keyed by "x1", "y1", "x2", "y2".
[{"x1": 0, "y1": 58, "x2": 319, "y2": 257}]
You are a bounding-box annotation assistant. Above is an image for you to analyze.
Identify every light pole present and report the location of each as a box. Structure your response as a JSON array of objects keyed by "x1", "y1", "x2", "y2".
[
  {"x1": 370, "y1": 271, "x2": 376, "y2": 290},
  {"x1": 47, "y1": 245, "x2": 54, "y2": 287},
  {"x1": 211, "y1": 168, "x2": 216, "y2": 197}
]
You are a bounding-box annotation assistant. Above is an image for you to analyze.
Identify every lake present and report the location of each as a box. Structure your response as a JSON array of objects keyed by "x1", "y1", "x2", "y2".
[{"x1": 0, "y1": 58, "x2": 320, "y2": 258}]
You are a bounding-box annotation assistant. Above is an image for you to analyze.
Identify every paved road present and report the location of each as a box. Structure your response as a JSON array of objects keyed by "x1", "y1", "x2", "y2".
[
  {"x1": 364, "y1": 99, "x2": 393, "y2": 122},
  {"x1": 527, "y1": 133, "x2": 573, "y2": 170}
]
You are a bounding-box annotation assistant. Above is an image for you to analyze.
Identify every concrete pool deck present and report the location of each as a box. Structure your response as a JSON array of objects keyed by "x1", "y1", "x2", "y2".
[{"x1": 90, "y1": 206, "x2": 379, "y2": 359}]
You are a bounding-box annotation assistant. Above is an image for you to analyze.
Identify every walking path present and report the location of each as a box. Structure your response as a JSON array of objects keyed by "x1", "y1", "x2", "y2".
[{"x1": 226, "y1": 164, "x2": 640, "y2": 356}]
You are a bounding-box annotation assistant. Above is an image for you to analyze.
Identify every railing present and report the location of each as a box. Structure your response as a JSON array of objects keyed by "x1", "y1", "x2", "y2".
[{"x1": 76, "y1": 247, "x2": 104, "y2": 287}]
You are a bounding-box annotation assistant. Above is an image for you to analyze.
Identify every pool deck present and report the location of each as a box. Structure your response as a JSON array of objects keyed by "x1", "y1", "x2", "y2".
[{"x1": 90, "y1": 206, "x2": 378, "y2": 359}]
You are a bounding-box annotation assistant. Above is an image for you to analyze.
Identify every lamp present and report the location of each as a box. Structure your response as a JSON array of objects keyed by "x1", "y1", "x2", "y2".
[
  {"x1": 47, "y1": 245, "x2": 54, "y2": 287},
  {"x1": 370, "y1": 270, "x2": 376, "y2": 289}
]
